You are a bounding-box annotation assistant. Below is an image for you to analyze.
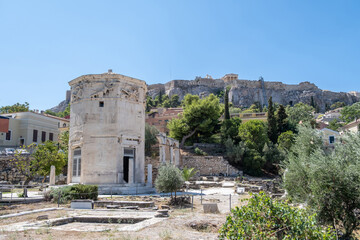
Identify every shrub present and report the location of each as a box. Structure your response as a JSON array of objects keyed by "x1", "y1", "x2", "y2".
[
  {"x1": 70, "y1": 184, "x2": 98, "y2": 200},
  {"x1": 283, "y1": 130, "x2": 360, "y2": 238},
  {"x1": 219, "y1": 192, "x2": 336, "y2": 240},
  {"x1": 194, "y1": 147, "x2": 207, "y2": 156},
  {"x1": 155, "y1": 164, "x2": 184, "y2": 199},
  {"x1": 182, "y1": 167, "x2": 198, "y2": 181},
  {"x1": 49, "y1": 186, "x2": 73, "y2": 203},
  {"x1": 49, "y1": 184, "x2": 98, "y2": 203}
]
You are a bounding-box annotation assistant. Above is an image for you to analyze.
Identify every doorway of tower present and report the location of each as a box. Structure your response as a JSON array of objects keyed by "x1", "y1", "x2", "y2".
[{"x1": 123, "y1": 148, "x2": 135, "y2": 183}]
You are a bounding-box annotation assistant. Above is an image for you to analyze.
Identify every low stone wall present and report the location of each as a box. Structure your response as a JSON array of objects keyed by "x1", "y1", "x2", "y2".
[
  {"x1": 181, "y1": 156, "x2": 239, "y2": 176},
  {"x1": 0, "y1": 156, "x2": 26, "y2": 183}
]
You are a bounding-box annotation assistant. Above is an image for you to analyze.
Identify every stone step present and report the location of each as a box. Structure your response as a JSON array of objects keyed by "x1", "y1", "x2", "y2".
[{"x1": 98, "y1": 185, "x2": 156, "y2": 195}]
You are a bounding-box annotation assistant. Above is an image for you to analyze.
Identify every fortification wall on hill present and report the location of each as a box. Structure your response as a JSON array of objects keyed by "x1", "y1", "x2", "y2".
[{"x1": 147, "y1": 75, "x2": 358, "y2": 112}]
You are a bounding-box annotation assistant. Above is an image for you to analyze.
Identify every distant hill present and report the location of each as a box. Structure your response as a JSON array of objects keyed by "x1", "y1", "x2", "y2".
[
  {"x1": 49, "y1": 90, "x2": 70, "y2": 113},
  {"x1": 50, "y1": 76, "x2": 360, "y2": 113},
  {"x1": 148, "y1": 74, "x2": 359, "y2": 112}
]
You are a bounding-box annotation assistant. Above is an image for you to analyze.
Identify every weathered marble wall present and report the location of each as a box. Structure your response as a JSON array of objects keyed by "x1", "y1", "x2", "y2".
[{"x1": 68, "y1": 71, "x2": 147, "y2": 185}]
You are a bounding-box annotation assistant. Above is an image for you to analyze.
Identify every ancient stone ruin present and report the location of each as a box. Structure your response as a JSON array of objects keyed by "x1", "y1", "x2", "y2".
[
  {"x1": 67, "y1": 70, "x2": 153, "y2": 194},
  {"x1": 147, "y1": 74, "x2": 359, "y2": 112}
]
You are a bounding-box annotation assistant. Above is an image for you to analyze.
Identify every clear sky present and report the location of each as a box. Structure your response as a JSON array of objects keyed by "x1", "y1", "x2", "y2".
[{"x1": 0, "y1": 0, "x2": 359, "y2": 111}]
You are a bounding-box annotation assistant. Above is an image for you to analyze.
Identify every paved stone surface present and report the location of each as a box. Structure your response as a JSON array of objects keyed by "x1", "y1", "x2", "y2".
[{"x1": 0, "y1": 207, "x2": 60, "y2": 219}]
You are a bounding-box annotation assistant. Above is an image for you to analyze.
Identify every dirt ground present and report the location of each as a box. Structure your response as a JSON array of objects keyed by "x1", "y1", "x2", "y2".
[{"x1": 0, "y1": 192, "x2": 249, "y2": 240}]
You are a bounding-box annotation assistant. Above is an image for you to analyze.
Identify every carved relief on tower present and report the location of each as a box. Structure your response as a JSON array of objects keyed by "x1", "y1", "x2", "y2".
[
  {"x1": 71, "y1": 81, "x2": 84, "y2": 103},
  {"x1": 119, "y1": 83, "x2": 140, "y2": 102},
  {"x1": 70, "y1": 131, "x2": 83, "y2": 145},
  {"x1": 90, "y1": 80, "x2": 116, "y2": 99}
]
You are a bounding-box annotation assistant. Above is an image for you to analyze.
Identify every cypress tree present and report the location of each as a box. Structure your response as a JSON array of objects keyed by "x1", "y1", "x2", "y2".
[
  {"x1": 276, "y1": 104, "x2": 288, "y2": 134},
  {"x1": 310, "y1": 96, "x2": 315, "y2": 108},
  {"x1": 267, "y1": 97, "x2": 278, "y2": 143},
  {"x1": 224, "y1": 86, "x2": 231, "y2": 120},
  {"x1": 159, "y1": 90, "x2": 163, "y2": 105}
]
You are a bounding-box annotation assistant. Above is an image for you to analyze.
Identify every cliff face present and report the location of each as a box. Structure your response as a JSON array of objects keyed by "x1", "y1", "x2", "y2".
[
  {"x1": 49, "y1": 90, "x2": 71, "y2": 113},
  {"x1": 148, "y1": 75, "x2": 359, "y2": 112}
]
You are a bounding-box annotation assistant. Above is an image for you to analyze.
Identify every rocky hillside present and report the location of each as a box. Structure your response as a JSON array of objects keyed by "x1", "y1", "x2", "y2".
[
  {"x1": 49, "y1": 90, "x2": 71, "y2": 113},
  {"x1": 148, "y1": 74, "x2": 359, "y2": 112}
]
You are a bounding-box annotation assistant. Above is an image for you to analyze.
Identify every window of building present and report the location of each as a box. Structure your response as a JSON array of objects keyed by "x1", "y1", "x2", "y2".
[
  {"x1": 33, "y1": 130, "x2": 38, "y2": 142},
  {"x1": 73, "y1": 148, "x2": 81, "y2": 179},
  {"x1": 99, "y1": 101, "x2": 104, "y2": 107},
  {"x1": 63, "y1": 123, "x2": 66, "y2": 127},
  {"x1": 5, "y1": 130, "x2": 11, "y2": 141},
  {"x1": 49, "y1": 133, "x2": 54, "y2": 141},
  {"x1": 41, "y1": 131, "x2": 46, "y2": 142},
  {"x1": 329, "y1": 136, "x2": 335, "y2": 144}
]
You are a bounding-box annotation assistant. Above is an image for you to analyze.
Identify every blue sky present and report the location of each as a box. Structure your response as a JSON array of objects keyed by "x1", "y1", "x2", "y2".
[{"x1": 0, "y1": 0, "x2": 359, "y2": 110}]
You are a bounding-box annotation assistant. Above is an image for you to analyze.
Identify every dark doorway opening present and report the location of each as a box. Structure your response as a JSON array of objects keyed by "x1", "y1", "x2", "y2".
[{"x1": 123, "y1": 156, "x2": 129, "y2": 183}]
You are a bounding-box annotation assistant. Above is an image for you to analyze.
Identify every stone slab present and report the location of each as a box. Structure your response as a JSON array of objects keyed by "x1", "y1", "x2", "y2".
[
  {"x1": 95, "y1": 200, "x2": 154, "y2": 208},
  {"x1": 0, "y1": 207, "x2": 60, "y2": 219},
  {"x1": 71, "y1": 200, "x2": 94, "y2": 209},
  {"x1": 203, "y1": 203, "x2": 220, "y2": 214}
]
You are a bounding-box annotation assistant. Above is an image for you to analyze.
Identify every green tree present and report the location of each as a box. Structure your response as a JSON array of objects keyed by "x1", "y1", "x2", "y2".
[
  {"x1": 242, "y1": 104, "x2": 260, "y2": 113},
  {"x1": 145, "y1": 96, "x2": 154, "y2": 112},
  {"x1": 220, "y1": 117, "x2": 242, "y2": 144},
  {"x1": 224, "y1": 86, "x2": 231, "y2": 120},
  {"x1": 155, "y1": 164, "x2": 184, "y2": 199},
  {"x1": 10, "y1": 141, "x2": 66, "y2": 185},
  {"x1": 219, "y1": 192, "x2": 336, "y2": 240},
  {"x1": 328, "y1": 119, "x2": 343, "y2": 131},
  {"x1": 283, "y1": 130, "x2": 360, "y2": 238},
  {"x1": 330, "y1": 101, "x2": 345, "y2": 110},
  {"x1": 44, "y1": 109, "x2": 58, "y2": 116},
  {"x1": 243, "y1": 148, "x2": 264, "y2": 176},
  {"x1": 170, "y1": 94, "x2": 180, "y2": 108},
  {"x1": 267, "y1": 97, "x2": 278, "y2": 143},
  {"x1": 262, "y1": 142, "x2": 284, "y2": 174},
  {"x1": 158, "y1": 90, "x2": 163, "y2": 105},
  {"x1": 310, "y1": 96, "x2": 316, "y2": 109},
  {"x1": 325, "y1": 103, "x2": 331, "y2": 112},
  {"x1": 277, "y1": 130, "x2": 295, "y2": 152},
  {"x1": 32, "y1": 141, "x2": 67, "y2": 181},
  {"x1": 238, "y1": 120, "x2": 268, "y2": 153},
  {"x1": 286, "y1": 102, "x2": 314, "y2": 130},
  {"x1": 224, "y1": 138, "x2": 246, "y2": 165},
  {"x1": 145, "y1": 123, "x2": 158, "y2": 156},
  {"x1": 57, "y1": 104, "x2": 70, "y2": 118},
  {"x1": 0, "y1": 102, "x2": 29, "y2": 113},
  {"x1": 276, "y1": 104, "x2": 288, "y2": 135},
  {"x1": 168, "y1": 94, "x2": 222, "y2": 146},
  {"x1": 340, "y1": 102, "x2": 360, "y2": 123},
  {"x1": 59, "y1": 130, "x2": 69, "y2": 162}
]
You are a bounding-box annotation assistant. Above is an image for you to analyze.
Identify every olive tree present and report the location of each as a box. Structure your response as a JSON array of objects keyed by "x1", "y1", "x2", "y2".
[
  {"x1": 155, "y1": 164, "x2": 184, "y2": 199},
  {"x1": 283, "y1": 125, "x2": 360, "y2": 238}
]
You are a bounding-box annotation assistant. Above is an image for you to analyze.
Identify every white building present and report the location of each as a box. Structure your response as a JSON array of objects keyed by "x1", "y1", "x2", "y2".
[{"x1": 0, "y1": 111, "x2": 60, "y2": 148}]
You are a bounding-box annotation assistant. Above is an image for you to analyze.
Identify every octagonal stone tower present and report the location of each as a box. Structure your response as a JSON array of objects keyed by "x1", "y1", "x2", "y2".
[{"x1": 67, "y1": 70, "x2": 148, "y2": 191}]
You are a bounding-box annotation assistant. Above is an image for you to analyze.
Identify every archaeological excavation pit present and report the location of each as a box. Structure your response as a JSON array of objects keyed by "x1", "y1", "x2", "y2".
[
  {"x1": 47, "y1": 215, "x2": 152, "y2": 232},
  {"x1": 0, "y1": 210, "x2": 166, "y2": 232}
]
